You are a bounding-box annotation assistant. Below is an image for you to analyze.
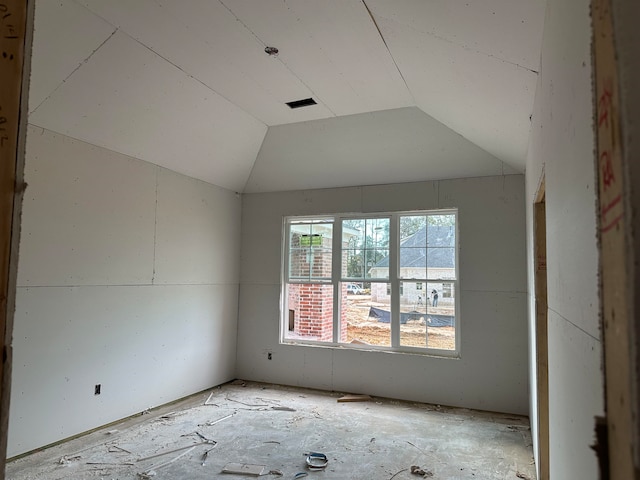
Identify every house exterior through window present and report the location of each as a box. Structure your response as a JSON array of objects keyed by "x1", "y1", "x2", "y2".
[{"x1": 282, "y1": 211, "x2": 459, "y2": 355}]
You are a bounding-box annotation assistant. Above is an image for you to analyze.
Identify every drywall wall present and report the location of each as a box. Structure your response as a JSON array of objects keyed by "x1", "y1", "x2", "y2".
[
  {"x1": 237, "y1": 175, "x2": 529, "y2": 414},
  {"x1": 7, "y1": 126, "x2": 241, "y2": 457},
  {"x1": 525, "y1": 0, "x2": 604, "y2": 477}
]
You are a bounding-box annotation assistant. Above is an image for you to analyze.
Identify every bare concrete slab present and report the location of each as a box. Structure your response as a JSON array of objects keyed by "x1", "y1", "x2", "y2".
[{"x1": 6, "y1": 382, "x2": 536, "y2": 479}]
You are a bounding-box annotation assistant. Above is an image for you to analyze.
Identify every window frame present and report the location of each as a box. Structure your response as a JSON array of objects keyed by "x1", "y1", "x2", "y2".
[{"x1": 281, "y1": 210, "x2": 460, "y2": 357}]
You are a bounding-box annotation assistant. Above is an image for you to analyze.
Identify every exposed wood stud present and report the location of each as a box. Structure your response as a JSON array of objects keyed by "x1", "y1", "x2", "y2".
[
  {"x1": 0, "y1": 1, "x2": 33, "y2": 477},
  {"x1": 592, "y1": 0, "x2": 637, "y2": 477}
]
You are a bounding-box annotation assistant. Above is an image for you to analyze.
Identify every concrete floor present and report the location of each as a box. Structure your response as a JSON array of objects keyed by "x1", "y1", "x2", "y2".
[{"x1": 6, "y1": 381, "x2": 536, "y2": 479}]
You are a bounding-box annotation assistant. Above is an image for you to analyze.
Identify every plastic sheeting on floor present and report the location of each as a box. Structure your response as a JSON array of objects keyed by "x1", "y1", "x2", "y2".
[{"x1": 368, "y1": 306, "x2": 454, "y2": 327}]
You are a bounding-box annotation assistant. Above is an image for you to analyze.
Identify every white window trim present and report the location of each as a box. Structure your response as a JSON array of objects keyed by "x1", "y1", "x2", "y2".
[{"x1": 281, "y1": 210, "x2": 460, "y2": 357}]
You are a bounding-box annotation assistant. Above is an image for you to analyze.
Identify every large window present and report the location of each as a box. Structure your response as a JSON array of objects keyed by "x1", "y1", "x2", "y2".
[{"x1": 282, "y1": 211, "x2": 458, "y2": 355}]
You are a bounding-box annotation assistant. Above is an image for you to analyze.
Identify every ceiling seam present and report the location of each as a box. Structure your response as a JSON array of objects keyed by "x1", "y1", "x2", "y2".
[
  {"x1": 27, "y1": 121, "x2": 240, "y2": 193},
  {"x1": 372, "y1": 12, "x2": 540, "y2": 75},
  {"x1": 362, "y1": 1, "x2": 416, "y2": 105},
  {"x1": 29, "y1": 28, "x2": 118, "y2": 116},
  {"x1": 241, "y1": 127, "x2": 270, "y2": 193},
  {"x1": 116, "y1": 29, "x2": 268, "y2": 129},
  {"x1": 410, "y1": 106, "x2": 523, "y2": 173},
  {"x1": 216, "y1": 0, "x2": 337, "y2": 118},
  {"x1": 74, "y1": 0, "x2": 268, "y2": 128}
]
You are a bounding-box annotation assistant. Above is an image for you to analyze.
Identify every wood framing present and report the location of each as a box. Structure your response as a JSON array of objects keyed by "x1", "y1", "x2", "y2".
[
  {"x1": 0, "y1": 0, "x2": 31, "y2": 476},
  {"x1": 592, "y1": 0, "x2": 638, "y2": 477},
  {"x1": 534, "y1": 177, "x2": 549, "y2": 480}
]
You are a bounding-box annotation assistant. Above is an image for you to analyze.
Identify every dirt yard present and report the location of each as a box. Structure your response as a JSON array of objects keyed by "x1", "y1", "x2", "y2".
[{"x1": 345, "y1": 294, "x2": 456, "y2": 350}]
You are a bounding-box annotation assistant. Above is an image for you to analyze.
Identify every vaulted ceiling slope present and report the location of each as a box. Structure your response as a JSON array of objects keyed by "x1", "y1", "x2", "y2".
[{"x1": 27, "y1": 0, "x2": 545, "y2": 193}]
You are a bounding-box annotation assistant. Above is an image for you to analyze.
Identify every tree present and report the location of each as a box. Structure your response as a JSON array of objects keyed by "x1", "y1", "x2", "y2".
[
  {"x1": 400, "y1": 216, "x2": 426, "y2": 240},
  {"x1": 427, "y1": 214, "x2": 455, "y2": 227},
  {"x1": 343, "y1": 218, "x2": 389, "y2": 277}
]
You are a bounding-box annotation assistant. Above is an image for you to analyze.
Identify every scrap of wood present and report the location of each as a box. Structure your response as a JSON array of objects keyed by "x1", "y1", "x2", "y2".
[
  {"x1": 108, "y1": 445, "x2": 132, "y2": 454},
  {"x1": 137, "y1": 443, "x2": 204, "y2": 462},
  {"x1": 204, "y1": 392, "x2": 218, "y2": 405},
  {"x1": 198, "y1": 412, "x2": 236, "y2": 426},
  {"x1": 221, "y1": 462, "x2": 267, "y2": 475},
  {"x1": 139, "y1": 445, "x2": 196, "y2": 477},
  {"x1": 271, "y1": 406, "x2": 296, "y2": 411},
  {"x1": 337, "y1": 394, "x2": 372, "y2": 403}
]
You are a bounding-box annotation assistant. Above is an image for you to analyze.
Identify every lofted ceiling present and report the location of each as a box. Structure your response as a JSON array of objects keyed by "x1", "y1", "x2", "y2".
[{"x1": 27, "y1": 0, "x2": 545, "y2": 193}]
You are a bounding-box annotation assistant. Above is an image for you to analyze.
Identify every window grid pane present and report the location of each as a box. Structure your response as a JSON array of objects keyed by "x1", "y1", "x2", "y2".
[
  {"x1": 342, "y1": 218, "x2": 389, "y2": 281},
  {"x1": 398, "y1": 280, "x2": 456, "y2": 350},
  {"x1": 399, "y1": 214, "x2": 456, "y2": 281},
  {"x1": 288, "y1": 222, "x2": 333, "y2": 282},
  {"x1": 284, "y1": 283, "x2": 334, "y2": 342}
]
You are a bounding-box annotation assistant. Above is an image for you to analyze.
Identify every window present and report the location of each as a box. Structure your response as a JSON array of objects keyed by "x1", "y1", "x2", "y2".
[{"x1": 282, "y1": 211, "x2": 458, "y2": 354}]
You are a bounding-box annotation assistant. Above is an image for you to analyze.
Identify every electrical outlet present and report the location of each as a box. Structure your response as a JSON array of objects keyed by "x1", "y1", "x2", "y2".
[
  {"x1": 267, "y1": 352, "x2": 272, "y2": 360},
  {"x1": 94, "y1": 384, "x2": 101, "y2": 395}
]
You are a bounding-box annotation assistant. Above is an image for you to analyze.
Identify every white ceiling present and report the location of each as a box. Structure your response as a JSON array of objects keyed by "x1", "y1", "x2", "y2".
[{"x1": 27, "y1": 0, "x2": 546, "y2": 193}]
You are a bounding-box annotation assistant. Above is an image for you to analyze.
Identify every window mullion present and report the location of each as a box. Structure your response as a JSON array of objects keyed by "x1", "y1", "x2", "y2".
[
  {"x1": 332, "y1": 217, "x2": 342, "y2": 343},
  {"x1": 282, "y1": 220, "x2": 291, "y2": 343},
  {"x1": 389, "y1": 214, "x2": 400, "y2": 347}
]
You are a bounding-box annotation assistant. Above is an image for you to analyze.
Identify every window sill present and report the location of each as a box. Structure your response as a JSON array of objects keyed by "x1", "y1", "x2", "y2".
[{"x1": 280, "y1": 339, "x2": 461, "y2": 359}]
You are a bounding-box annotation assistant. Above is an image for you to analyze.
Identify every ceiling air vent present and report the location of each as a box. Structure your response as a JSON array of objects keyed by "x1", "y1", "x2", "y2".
[{"x1": 286, "y1": 98, "x2": 317, "y2": 109}]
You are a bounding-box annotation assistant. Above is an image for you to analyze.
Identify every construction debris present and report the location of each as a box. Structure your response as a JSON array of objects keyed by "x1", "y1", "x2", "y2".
[
  {"x1": 516, "y1": 472, "x2": 532, "y2": 480},
  {"x1": 221, "y1": 462, "x2": 267, "y2": 475},
  {"x1": 411, "y1": 465, "x2": 434, "y2": 477},
  {"x1": 271, "y1": 406, "x2": 296, "y2": 412},
  {"x1": 137, "y1": 443, "x2": 204, "y2": 463},
  {"x1": 201, "y1": 446, "x2": 216, "y2": 466},
  {"x1": 337, "y1": 394, "x2": 372, "y2": 403},
  {"x1": 204, "y1": 392, "x2": 218, "y2": 405},
  {"x1": 138, "y1": 445, "x2": 196, "y2": 478},
  {"x1": 305, "y1": 452, "x2": 328, "y2": 470},
  {"x1": 58, "y1": 454, "x2": 82, "y2": 465},
  {"x1": 108, "y1": 445, "x2": 132, "y2": 454},
  {"x1": 198, "y1": 412, "x2": 236, "y2": 426},
  {"x1": 193, "y1": 431, "x2": 217, "y2": 445}
]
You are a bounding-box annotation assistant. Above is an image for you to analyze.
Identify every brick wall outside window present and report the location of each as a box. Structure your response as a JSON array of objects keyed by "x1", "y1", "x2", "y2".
[{"x1": 288, "y1": 234, "x2": 347, "y2": 342}]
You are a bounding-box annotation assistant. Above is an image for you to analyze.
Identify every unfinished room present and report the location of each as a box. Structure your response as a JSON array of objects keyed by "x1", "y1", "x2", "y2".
[{"x1": 3, "y1": 0, "x2": 640, "y2": 479}]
